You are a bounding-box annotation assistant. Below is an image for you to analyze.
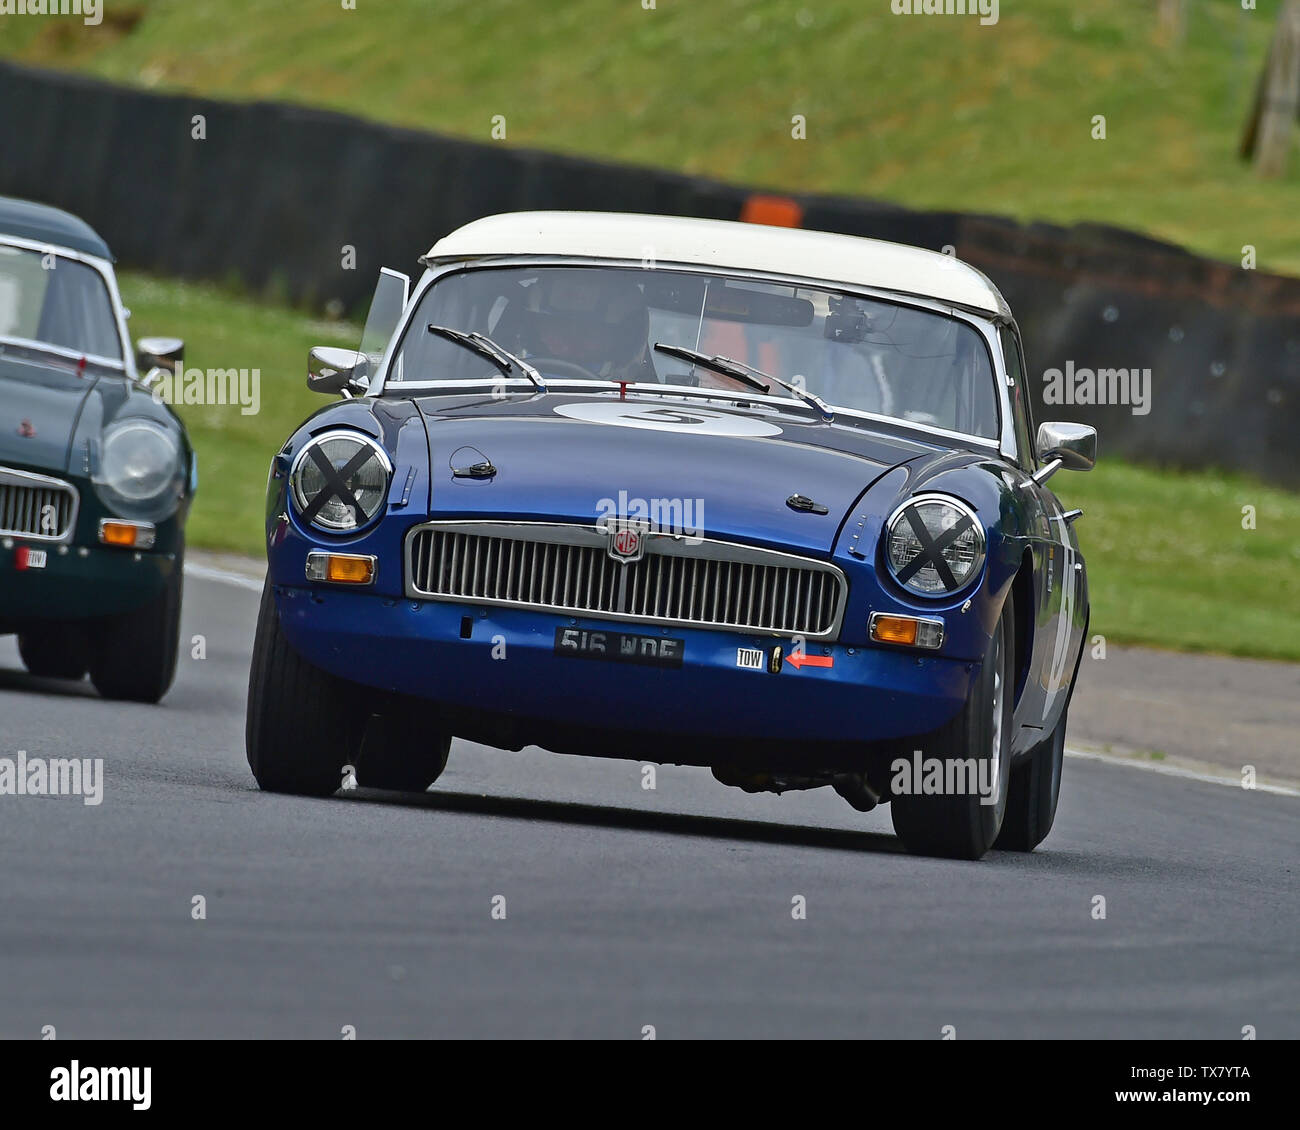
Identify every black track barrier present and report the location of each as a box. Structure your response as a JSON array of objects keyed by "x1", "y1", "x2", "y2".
[{"x1": 1, "y1": 61, "x2": 1296, "y2": 483}]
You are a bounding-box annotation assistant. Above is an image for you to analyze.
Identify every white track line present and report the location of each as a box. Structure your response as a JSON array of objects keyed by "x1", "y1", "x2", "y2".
[
  {"x1": 1067, "y1": 747, "x2": 1299, "y2": 797},
  {"x1": 182, "y1": 562, "x2": 1300, "y2": 797},
  {"x1": 184, "y1": 562, "x2": 264, "y2": 593}
]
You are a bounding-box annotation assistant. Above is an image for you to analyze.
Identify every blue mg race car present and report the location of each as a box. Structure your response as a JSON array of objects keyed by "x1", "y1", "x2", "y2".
[{"x1": 247, "y1": 212, "x2": 1095, "y2": 859}]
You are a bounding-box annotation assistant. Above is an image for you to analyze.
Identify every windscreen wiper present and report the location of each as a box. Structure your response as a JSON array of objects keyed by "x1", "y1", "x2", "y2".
[
  {"x1": 652, "y1": 343, "x2": 833, "y2": 422},
  {"x1": 427, "y1": 324, "x2": 547, "y2": 393}
]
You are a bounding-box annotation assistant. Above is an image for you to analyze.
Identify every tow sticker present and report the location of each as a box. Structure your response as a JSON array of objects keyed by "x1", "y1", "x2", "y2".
[{"x1": 15, "y1": 546, "x2": 47, "y2": 570}]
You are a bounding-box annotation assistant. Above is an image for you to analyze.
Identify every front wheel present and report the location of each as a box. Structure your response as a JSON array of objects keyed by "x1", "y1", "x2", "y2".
[
  {"x1": 890, "y1": 597, "x2": 1015, "y2": 860},
  {"x1": 18, "y1": 624, "x2": 89, "y2": 680},
  {"x1": 995, "y1": 707, "x2": 1067, "y2": 852},
  {"x1": 357, "y1": 705, "x2": 452, "y2": 792},
  {"x1": 88, "y1": 554, "x2": 183, "y2": 703},
  {"x1": 245, "y1": 582, "x2": 369, "y2": 796}
]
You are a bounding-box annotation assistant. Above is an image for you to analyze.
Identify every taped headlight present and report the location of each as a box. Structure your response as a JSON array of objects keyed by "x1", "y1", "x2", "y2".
[
  {"x1": 885, "y1": 494, "x2": 985, "y2": 596},
  {"x1": 94, "y1": 418, "x2": 184, "y2": 522},
  {"x1": 289, "y1": 430, "x2": 392, "y2": 532}
]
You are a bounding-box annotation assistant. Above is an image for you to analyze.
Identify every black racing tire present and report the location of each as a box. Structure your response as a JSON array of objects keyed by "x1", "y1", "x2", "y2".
[
  {"x1": 245, "y1": 581, "x2": 368, "y2": 797},
  {"x1": 890, "y1": 596, "x2": 1015, "y2": 861},
  {"x1": 87, "y1": 552, "x2": 183, "y2": 703},
  {"x1": 357, "y1": 705, "x2": 452, "y2": 792},
  {"x1": 995, "y1": 706, "x2": 1067, "y2": 852},
  {"x1": 18, "y1": 624, "x2": 89, "y2": 680}
]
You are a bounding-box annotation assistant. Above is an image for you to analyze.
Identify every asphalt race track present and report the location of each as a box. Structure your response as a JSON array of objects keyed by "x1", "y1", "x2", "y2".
[{"x1": 0, "y1": 570, "x2": 1295, "y2": 1039}]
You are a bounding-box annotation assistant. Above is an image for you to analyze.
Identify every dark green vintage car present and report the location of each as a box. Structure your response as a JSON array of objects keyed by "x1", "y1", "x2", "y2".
[{"x1": 0, "y1": 197, "x2": 195, "y2": 702}]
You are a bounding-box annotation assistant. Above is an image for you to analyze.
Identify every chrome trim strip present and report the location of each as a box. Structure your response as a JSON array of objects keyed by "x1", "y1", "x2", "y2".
[
  {"x1": 0, "y1": 466, "x2": 80, "y2": 544},
  {"x1": 0, "y1": 335, "x2": 125, "y2": 372},
  {"x1": 403, "y1": 519, "x2": 848, "y2": 640},
  {"x1": 0, "y1": 235, "x2": 109, "y2": 270}
]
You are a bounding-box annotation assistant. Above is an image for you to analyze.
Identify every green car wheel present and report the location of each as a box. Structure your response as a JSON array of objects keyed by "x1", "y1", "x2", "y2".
[{"x1": 87, "y1": 551, "x2": 184, "y2": 705}]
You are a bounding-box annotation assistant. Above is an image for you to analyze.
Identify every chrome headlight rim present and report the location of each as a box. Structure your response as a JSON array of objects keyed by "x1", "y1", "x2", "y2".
[
  {"x1": 289, "y1": 429, "x2": 393, "y2": 534},
  {"x1": 883, "y1": 492, "x2": 986, "y2": 599},
  {"x1": 93, "y1": 417, "x2": 185, "y2": 521}
]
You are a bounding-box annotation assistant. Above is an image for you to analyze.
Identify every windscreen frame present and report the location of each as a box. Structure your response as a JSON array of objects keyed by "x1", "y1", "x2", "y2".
[{"x1": 374, "y1": 256, "x2": 1016, "y2": 460}]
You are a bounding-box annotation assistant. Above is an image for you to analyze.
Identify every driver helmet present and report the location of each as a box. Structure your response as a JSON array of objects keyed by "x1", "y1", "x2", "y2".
[{"x1": 527, "y1": 270, "x2": 650, "y2": 378}]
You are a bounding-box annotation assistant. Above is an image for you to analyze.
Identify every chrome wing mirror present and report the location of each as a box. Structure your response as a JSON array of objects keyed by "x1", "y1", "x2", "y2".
[
  {"x1": 136, "y1": 336, "x2": 184, "y2": 388},
  {"x1": 1031, "y1": 422, "x2": 1097, "y2": 485},
  {"x1": 308, "y1": 347, "x2": 370, "y2": 398}
]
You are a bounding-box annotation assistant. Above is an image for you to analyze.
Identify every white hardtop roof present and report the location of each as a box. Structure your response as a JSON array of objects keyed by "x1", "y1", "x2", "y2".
[{"x1": 424, "y1": 211, "x2": 1008, "y2": 316}]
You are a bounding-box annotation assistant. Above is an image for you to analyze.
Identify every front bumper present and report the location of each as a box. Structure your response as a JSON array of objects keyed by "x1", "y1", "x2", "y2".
[
  {"x1": 0, "y1": 536, "x2": 177, "y2": 624},
  {"x1": 275, "y1": 585, "x2": 977, "y2": 768}
]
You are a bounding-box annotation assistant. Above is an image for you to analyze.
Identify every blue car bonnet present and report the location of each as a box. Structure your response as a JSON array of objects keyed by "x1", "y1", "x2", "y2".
[{"x1": 413, "y1": 392, "x2": 940, "y2": 554}]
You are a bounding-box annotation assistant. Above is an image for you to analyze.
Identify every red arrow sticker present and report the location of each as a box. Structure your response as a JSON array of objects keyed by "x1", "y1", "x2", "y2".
[{"x1": 785, "y1": 651, "x2": 833, "y2": 671}]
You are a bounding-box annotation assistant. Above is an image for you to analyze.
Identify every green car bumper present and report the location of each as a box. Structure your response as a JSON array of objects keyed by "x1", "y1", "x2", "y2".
[{"x1": 0, "y1": 536, "x2": 180, "y2": 625}]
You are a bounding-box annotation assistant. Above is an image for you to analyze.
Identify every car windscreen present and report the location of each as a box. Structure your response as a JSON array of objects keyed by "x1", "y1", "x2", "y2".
[
  {"x1": 0, "y1": 244, "x2": 123, "y2": 362},
  {"x1": 386, "y1": 265, "x2": 1000, "y2": 439}
]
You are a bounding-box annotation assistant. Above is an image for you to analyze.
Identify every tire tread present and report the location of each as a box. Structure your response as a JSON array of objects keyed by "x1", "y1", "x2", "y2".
[{"x1": 245, "y1": 582, "x2": 366, "y2": 796}]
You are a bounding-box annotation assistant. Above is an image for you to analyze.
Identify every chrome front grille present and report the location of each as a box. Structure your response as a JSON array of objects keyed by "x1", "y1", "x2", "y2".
[
  {"x1": 0, "y1": 467, "x2": 78, "y2": 541},
  {"x1": 405, "y1": 521, "x2": 846, "y2": 639}
]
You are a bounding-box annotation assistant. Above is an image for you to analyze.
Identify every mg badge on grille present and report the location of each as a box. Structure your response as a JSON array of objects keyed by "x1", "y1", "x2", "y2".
[{"x1": 606, "y1": 521, "x2": 646, "y2": 563}]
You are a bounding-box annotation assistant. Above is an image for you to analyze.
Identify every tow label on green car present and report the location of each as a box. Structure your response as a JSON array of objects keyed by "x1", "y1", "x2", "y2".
[{"x1": 14, "y1": 546, "x2": 47, "y2": 570}]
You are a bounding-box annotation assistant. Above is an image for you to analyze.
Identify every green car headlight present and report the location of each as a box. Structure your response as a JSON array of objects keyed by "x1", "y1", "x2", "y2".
[{"x1": 94, "y1": 418, "x2": 185, "y2": 522}]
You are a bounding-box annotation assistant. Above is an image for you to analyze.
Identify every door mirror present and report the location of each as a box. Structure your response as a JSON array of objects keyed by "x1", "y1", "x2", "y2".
[
  {"x1": 1032, "y1": 421, "x2": 1097, "y2": 483},
  {"x1": 136, "y1": 336, "x2": 184, "y2": 386},
  {"x1": 1036, "y1": 421, "x2": 1097, "y2": 470},
  {"x1": 308, "y1": 346, "x2": 369, "y2": 396}
]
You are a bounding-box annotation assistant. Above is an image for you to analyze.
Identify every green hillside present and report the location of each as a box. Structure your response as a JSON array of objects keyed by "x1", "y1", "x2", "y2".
[{"x1": 4, "y1": 0, "x2": 1298, "y2": 273}]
